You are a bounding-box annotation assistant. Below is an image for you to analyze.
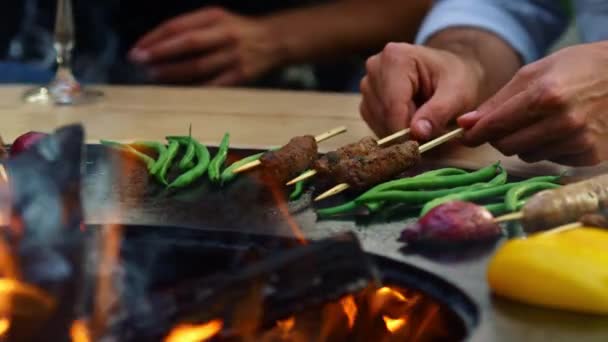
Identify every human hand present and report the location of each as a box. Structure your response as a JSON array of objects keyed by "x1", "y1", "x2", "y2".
[
  {"x1": 360, "y1": 43, "x2": 484, "y2": 140},
  {"x1": 458, "y1": 43, "x2": 608, "y2": 166},
  {"x1": 129, "y1": 7, "x2": 283, "y2": 86}
]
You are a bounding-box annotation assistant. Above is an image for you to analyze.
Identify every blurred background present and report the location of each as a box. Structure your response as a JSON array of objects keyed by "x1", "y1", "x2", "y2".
[{"x1": 0, "y1": 0, "x2": 578, "y2": 92}]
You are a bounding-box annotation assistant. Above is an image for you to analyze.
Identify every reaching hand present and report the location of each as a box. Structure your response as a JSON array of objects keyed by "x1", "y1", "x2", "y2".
[
  {"x1": 458, "y1": 43, "x2": 608, "y2": 166},
  {"x1": 129, "y1": 7, "x2": 283, "y2": 86},
  {"x1": 359, "y1": 43, "x2": 484, "y2": 140}
]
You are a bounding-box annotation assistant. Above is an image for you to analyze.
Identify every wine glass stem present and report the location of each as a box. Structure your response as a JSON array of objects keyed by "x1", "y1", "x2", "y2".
[{"x1": 54, "y1": 0, "x2": 75, "y2": 74}]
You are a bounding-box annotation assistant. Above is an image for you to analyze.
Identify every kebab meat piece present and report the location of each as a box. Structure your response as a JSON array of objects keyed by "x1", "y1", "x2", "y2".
[
  {"x1": 314, "y1": 136, "x2": 381, "y2": 178},
  {"x1": 260, "y1": 135, "x2": 318, "y2": 184},
  {"x1": 328, "y1": 140, "x2": 421, "y2": 191}
]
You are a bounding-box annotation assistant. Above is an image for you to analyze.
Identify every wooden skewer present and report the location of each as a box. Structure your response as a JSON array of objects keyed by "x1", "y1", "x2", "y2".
[
  {"x1": 232, "y1": 126, "x2": 347, "y2": 174},
  {"x1": 376, "y1": 128, "x2": 411, "y2": 146},
  {"x1": 492, "y1": 213, "x2": 584, "y2": 236},
  {"x1": 493, "y1": 211, "x2": 524, "y2": 223},
  {"x1": 314, "y1": 128, "x2": 465, "y2": 201},
  {"x1": 537, "y1": 222, "x2": 583, "y2": 236},
  {"x1": 286, "y1": 128, "x2": 411, "y2": 186}
]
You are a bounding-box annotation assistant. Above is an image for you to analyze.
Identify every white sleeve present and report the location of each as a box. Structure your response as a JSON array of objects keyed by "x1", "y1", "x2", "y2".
[{"x1": 415, "y1": 0, "x2": 569, "y2": 63}]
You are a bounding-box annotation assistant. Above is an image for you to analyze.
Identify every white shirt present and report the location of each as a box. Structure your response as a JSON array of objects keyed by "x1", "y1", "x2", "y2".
[{"x1": 416, "y1": 0, "x2": 608, "y2": 63}]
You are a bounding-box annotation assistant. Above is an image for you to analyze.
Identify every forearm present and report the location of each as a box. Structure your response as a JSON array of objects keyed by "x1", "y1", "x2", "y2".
[
  {"x1": 262, "y1": 0, "x2": 432, "y2": 64},
  {"x1": 426, "y1": 28, "x2": 523, "y2": 103}
]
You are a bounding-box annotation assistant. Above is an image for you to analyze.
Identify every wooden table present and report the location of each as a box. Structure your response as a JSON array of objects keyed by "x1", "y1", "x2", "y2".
[
  {"x1": 2, "y1": 85, "x2": 608, "y2": 341},
  {"x1": 3, "y1": 84, "x2": 606, "y2": 179}
]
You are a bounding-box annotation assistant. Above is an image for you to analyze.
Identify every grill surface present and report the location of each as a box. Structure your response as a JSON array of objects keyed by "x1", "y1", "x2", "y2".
[{"x1": 83, "y1": 145, "x2": 608, "y2": 342}]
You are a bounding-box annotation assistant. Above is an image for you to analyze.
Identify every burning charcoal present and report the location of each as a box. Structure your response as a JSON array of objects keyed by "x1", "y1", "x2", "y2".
[
  {"x1": 111, "y1": 232, "x2": 380, "y2": 341},
  {"x1": 1, "y1": 124, "x2": 88, "y2": 341}
]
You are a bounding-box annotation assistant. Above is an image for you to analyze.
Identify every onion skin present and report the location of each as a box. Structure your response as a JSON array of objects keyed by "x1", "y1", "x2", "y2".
[
  {"x1": 11, "y1": 132, "x2": 48, "y2": 156},
  {"x1": 400, "y1": 201, "x2": 502, "y2": 246}
]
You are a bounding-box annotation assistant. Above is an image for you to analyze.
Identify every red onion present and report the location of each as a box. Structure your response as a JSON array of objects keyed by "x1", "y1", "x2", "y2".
[
  {"x1": 400, "y1": 201, "x2": 502, "y2": 246},
  {"x1": 11, "y1": 131, "x2": 49, "y2": 156}
]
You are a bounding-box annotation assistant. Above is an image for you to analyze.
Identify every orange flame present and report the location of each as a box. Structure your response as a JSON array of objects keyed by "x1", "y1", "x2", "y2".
[
  {"x1": 276, "y1": 317, "x2": 295, "y2": 338},
  {"x1": 340, "y1": 296, "x2": 357, "y2": 329},
  {"x1": 376, "y1": 287, "x2": 407, "y2": 302},
  {"x1": 268, "y1": 183, "x2": 307, "y2": 244},
  {"x1": 164, "y1": 320, "x2": 223, "y2": 342},
  {"x1": 0, "y1": 318, "x2": 9, "y2": 336},
  {"x1": 383, "y1": 316, "x2": 407, "y2": 333},
  {"x1": 90, "y1": 223, "x2": 124, "y2": 338},
  {"x1": 70, "y1": 320, "x2": 91, "y2": 342}
]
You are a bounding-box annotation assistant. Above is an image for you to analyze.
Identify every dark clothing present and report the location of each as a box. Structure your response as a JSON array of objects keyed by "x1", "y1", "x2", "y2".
[{"x1": 2, "y1": 0, "x2": 363, "y2": 92}]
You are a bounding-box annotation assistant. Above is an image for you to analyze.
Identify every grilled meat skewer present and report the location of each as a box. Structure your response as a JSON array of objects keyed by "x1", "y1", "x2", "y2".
[
  {"x1": 315, "y1": 128, "x2": 464, "y2": 201},
  {"x1": 261, "y1": 135, "x2": 318, "y2": 184}
]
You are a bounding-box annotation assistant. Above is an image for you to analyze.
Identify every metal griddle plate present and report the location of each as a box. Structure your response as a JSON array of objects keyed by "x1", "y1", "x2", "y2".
[{"x1": 84, "y1": 145, "x2": 608, "y2": 342}]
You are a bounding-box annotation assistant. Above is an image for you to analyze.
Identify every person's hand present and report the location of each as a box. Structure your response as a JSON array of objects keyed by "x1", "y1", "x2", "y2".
[
  {"x1": 458, "y1": 43, "x2": 608, "y2": 166},
  {"x1": 360, "y1": 43, "x2": 484, "y2": 140},
  {"x1": 129, "y1": 7, "x2": 283, "y2": 86}
]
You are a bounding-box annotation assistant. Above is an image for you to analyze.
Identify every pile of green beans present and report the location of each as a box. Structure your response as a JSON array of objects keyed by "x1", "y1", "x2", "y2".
[
  {"x1": 317, "y1": 163, "x2": 562, "y2": 219},
  {"x1": 100, "y1": 133, "x2": 291, "y2": 195}
]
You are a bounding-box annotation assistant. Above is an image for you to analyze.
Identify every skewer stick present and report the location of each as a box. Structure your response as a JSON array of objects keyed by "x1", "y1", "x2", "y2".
[
  {"x1": 538, "y1": 222, "x2": 583, "y2": 236},
  {"x1": 232, "y1": 126, "x2": 347, "y2": 174},
  {"x1": 376, "y1": 128, "x2": 411, "y2": 146},
  {"x1": 314, "y1": 128, "x2": 465, "y2": 202},
  {"x1": 493, "y1": 214, "x2": 584, "y2": 235},
  {"x1": 286, "y1": 128, "x2": 412, "y2": 186},
  {"x1": 493, "y1": 211, "x2": 524, "y2": 223},
  {"x1": 287, "y1": 169, "x2": 317, "y2": 185}
]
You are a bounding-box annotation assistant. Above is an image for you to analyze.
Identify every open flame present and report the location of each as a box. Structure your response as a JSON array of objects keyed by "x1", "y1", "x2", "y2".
[
  {"x1": 383, "y1": 316, "x2": 407, "y2": 333},
  {"x1": 70, "y1": 320, "x2": 91, "y2": 342},
  {"x1": 0, "y1": 318, "x2": 9, "y2": 336},
  {"x1": 340, "y1": 295, "x2": 357, "y2": 328},
  {"x1": 276, "y1": 317, "x2": 295, "y2": 338},
  {"x1": 267, "y1": 179, "x2": 307, "y2": 244},
  {"x1": 164, "y1": 320, "x2": 223, "y2": 342}
]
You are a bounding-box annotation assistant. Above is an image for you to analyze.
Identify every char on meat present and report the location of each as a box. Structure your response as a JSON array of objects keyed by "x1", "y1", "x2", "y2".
[
  {"x1": 314, "y1": 136, "x2": 379, "y2": 177},
  {"x1": 260, "y1": 135, "x2": 317, "y2": 183},
  {"x1": 331, "y1": 141, "x2": 420, "y2": 190}
]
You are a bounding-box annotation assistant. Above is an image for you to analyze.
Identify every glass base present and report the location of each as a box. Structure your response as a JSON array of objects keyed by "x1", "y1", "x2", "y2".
[{"x1": 22, "y1": 68, "x2": 103, "y2": 105}]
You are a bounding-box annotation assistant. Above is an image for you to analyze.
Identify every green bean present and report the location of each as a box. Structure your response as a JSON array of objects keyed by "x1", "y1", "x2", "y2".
[
  {"x1": 220, "y1": 152, "x2": 265, "y2": 185},
  {"x1": 415, "y1": 168, "x2": 468, "y2": 177},
  {"x1": 100, "y1": 140, "x2": 155, "y2": 171},
  {"x1": 179, "y1": 139, "x2": 196, "y2": 170},
  {"x1": 168, "y1": 140, "x2": 211, "y2": 189},
  {"x1": 485, "y1": 200, "x2": 526, "y2": 216},
  {"x1": 208, "y1": 133, "x2": 231, "y2": 183},
  {"x1": 420, "y1": 175, "x2": 562, "y2": 216},
  {"x1": 158, "y1": 140, "x2": 180, "y2": 185},
  {"x1": 366, "y1": 163, "x2": 499, "y2": 194},
  {"x1": 316, "y1": 201, "x2": 358, "y2": 218},
  {"x1": 505, "y1": 181, "x2": 561, "y2": 212},
  {"x1": 365, "y1": 201, "x2": 386, "y2": 213},
  {"x1": 129, "y1": 141, "x2": 167, "y2": 175},
  {"x1": 289, "y1": 181, "x2": 305, "y2": 200},
  {"x1": 356, "y1": 182, "x2": 489, "y2": 205},
  {"x1": 488, "y1": 165, "x2": 508, "y2": 185}
]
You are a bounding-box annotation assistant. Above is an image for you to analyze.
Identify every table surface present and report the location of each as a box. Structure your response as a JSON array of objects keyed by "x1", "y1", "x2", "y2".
[
  {"x1": 2, "y1": 84, "x2": 606, "y2": 178},
  {"x1": 2, "y1": 85, "x2": 608, "y2": 341}
]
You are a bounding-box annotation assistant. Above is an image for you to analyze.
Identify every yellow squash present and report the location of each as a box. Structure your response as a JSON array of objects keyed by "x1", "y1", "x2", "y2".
[{"x1": 487, "y1": 227, "x2": 608, "y2": 314}]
